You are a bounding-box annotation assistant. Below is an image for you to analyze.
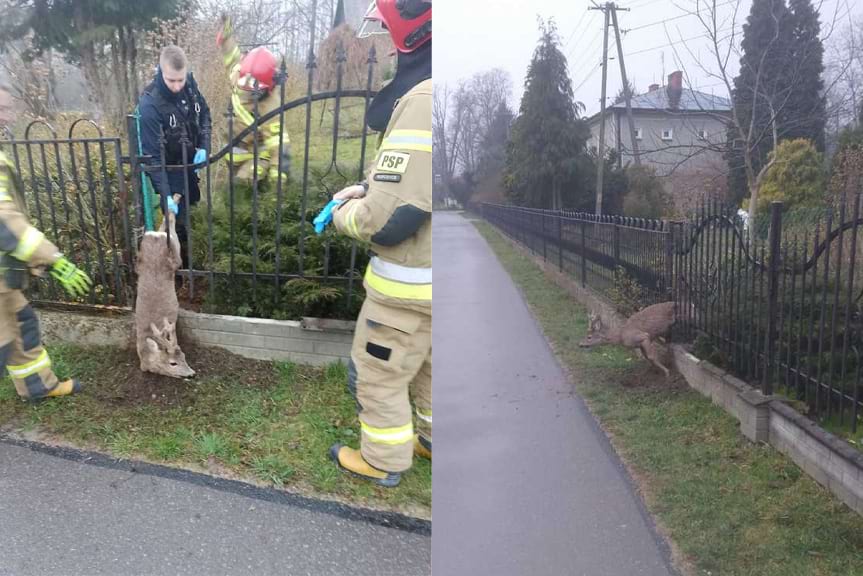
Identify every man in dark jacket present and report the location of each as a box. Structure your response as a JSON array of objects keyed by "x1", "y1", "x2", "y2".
[{"x1": 137, "y1": 45, "x2": 212, "y2": 268}]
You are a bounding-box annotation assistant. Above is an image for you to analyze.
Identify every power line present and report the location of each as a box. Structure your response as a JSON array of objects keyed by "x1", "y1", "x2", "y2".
[
  {"x1": 564, "y1": 7, "x2": 591, "y2": 48},
  {"x1": 621, "y1": 0, "x2": 742, "y2": 34},
  {"x1": 623, "y1": 12, "x2": 691, "y2": 34},
  {"x1": 566, "y1": 12, "x2": 602, "y2": 64},
  {"x1": 617, "y1": 0, "x2": 665, "y2": 10},
  {"x1": 567, "y1": 21, "x2": 605, "y2": 78},
  {"x1": 623, "y1": 25, "x2": 742, "y2": 58},
  {"x1": 574, "y1": 63, "x2": 602, "y2": 93}
]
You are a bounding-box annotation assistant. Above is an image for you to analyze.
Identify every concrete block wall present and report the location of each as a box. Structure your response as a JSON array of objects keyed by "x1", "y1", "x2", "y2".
[
  {"x1": 36, "y1": 307, "x2": 354, "y2": 367},
  {"x1": 769, "y1": 402, "x2": 863, "y2": 515},
  {"x1": 177, "y1": 310, "x2": 353, "y2": 366},
  {"x1": 672, "y1": 344, "x2": 863, "y2": 515}
]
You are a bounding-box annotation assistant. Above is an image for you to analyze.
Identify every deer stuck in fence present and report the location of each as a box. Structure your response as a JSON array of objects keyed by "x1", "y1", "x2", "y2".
[
  {"x1": 135, "y1": 194, "x2": 195, "y2": 378},
  {"x1": 578, "y1": 302, "x2": 676, "y2": 377}
]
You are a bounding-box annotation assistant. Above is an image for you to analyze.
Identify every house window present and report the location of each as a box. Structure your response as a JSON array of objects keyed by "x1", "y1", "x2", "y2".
[
  {"x1": 699, "y1": 129, "x2": 708, "y2": 140},
  {"x1": 661, "y1": 129, "x2": 674, "y2": 141},
  {"x1": 634, "y1": 128, "x2": 643, "y2": 140}
]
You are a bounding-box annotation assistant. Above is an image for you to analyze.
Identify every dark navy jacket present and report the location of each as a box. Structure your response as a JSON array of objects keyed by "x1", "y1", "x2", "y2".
[{"x1": 137, "y1": 69, "x2": 211, "y2": 207}]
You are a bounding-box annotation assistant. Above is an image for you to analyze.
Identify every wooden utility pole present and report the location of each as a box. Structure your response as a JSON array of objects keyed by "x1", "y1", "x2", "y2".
[
  {"x1": 590, "y1": 2, "x2": 610, "y2": 214},
  {"x1": 610, "y1": 6, "x2": 640, "y2": 166}
]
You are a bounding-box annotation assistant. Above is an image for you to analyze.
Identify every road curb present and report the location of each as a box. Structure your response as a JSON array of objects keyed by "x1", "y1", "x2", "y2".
[{"x1": 0, "y1": 434, "x2": 431, "y2": 536}]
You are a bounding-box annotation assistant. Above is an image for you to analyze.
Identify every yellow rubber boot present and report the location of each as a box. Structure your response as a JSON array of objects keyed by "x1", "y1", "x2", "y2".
[
  {"x1": 30, "y1": 379, "x2": 82, "y2": 402},
  {"x1": 414, "y1": 434, "x2": 431, "y2": 460},
  {"x1": 329, "y1": 444, "x2": 401, "y2": 488}
]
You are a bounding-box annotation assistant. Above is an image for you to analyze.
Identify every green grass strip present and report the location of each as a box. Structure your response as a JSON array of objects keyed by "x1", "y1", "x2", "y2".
[{"x1": 474, "y1": 220, "x2": 863, "y2": 576}]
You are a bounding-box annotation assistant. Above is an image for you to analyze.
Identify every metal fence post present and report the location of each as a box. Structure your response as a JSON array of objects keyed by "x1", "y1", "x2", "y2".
[
  {"x1": 664, "y1": 222, "x2": 674, "y2": 300},
  {"x1": 542, "y1": 210, "x2": 547, "y2": 261},
  {"x1": 558, "y1": 211, "x2": 563, "y2": 271},
  {"x1": 613, "y1": 221, "x2": 621, "y2": 270},
  {"x1": 581, "y1": 220, "x2": 587, "y2": 288},
  {"x1": 763, "y1": 201, "x2": 783, "y2": 395}
]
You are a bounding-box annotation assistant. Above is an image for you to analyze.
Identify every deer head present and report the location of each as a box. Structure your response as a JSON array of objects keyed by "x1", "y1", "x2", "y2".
[
  {"x1": 140, "y1": 318, "x2": 195, "y2": 378},
  {"x1": 578, "y1": 311, "x2": 613, "y2": 348}
]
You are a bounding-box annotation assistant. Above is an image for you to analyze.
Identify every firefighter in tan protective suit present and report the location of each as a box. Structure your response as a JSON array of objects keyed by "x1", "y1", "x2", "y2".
[
  {"x1": 0, "y1": 88, "x2": 92, "y2": 401},
  {"x1": 328, "y1": 0, "x2": 432, "y2": 487},
  {"x1": 216, "y1": 14, "x2": 291, "y2": 189}
]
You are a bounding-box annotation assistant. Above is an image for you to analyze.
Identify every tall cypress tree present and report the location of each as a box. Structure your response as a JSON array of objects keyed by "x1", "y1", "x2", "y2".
[
  {"x1": 783, "y1": 0, "x2": 826, "y2": 150},
  {"x1": 726, "y1": 0, "x2": 825, "y2": 205},
  {"x1": 504, "y1": 20, "x2": 588, "y2": 209},
  {"x1": 727, "y1": 0, "x2": 793, "y2": 203}
]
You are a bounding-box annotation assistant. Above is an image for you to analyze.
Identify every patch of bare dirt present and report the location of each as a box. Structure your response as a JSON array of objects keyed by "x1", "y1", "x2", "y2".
[
  {"x1": 619, "y1": 363, "x2": 689, "y2": 392},
  {"x1": 89, "y1": 344, "x2": 280, "y2": 408}
]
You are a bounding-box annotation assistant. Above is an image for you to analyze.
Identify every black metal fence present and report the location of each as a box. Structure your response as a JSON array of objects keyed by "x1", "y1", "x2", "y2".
[
  {"x1": 675, "y1": 199, "x2": 863, "y2": 432},
  {"x1": 482, "y1": 199, "x2": 863, "y2": 433},
  {"x1": 1, "y1": 41, "x2": 380, "y2": 321},
  {"x1": 481, "y1": 203, "x2": 673, "y2": 306},
  {"x1": 1, "y1": 121, "x2": 134, "y2": 307}
]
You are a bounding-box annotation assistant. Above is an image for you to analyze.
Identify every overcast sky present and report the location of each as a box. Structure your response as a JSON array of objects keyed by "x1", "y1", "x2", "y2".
[{"x1": 434, "y1": 0, "x2": 860, "y2": 117}]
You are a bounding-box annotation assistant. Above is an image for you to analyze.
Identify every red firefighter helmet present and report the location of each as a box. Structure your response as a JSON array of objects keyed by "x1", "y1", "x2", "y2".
[
  {"x1": 238, "y1": 47, "x2": 278, "y2": 91},
  {"x1": 358, "y1": 0, "x2": 431, "y2": 53}
]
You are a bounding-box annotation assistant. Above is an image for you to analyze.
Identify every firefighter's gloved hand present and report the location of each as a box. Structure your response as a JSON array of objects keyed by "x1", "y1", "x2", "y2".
[
  {"x1": 50, "y1": 257, "x2": 92, "y2": 298},
  {"x1": 333, "y1": 184, "x2": 367, "y2": 201},
  {"x1": 165, "y1": 195, "x2": 179, "y2": 215},
  {"x1": 313, "y1": 199, "x2": 345, "y2": 234},
  {"x1": 194, "y1": 148, "x2": 207, "y2": 174}
]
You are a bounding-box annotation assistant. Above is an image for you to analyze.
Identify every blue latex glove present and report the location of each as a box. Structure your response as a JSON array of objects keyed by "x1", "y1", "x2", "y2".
[
  {"x1": 313, "y1": 199, "x2": 345, "y2": 234},
  {"x1": 165, "y1": 195, "x2": 179, "y2": 215},
  {"x1": 193, "y1": 148, "x2": 207, "y2": 174}
]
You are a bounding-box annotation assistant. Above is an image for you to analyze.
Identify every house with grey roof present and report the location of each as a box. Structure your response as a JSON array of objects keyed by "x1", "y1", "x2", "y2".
[{"x1": 587, "y1": 71, "x2": 733, "y2": 210}]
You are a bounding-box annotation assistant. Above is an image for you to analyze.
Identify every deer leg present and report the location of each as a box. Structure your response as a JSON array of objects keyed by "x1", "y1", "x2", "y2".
[{"x1": 640, "y1": 338, "x2": 670, "y2": 378}]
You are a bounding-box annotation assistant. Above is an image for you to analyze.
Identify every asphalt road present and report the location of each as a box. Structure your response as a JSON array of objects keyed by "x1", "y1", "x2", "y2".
[
  {"x1": 431, "y1": 212, "x2": 677, "y2": 576},
  {"x1": 0, "y1": 439, "x2": 430, "y2": 576}
]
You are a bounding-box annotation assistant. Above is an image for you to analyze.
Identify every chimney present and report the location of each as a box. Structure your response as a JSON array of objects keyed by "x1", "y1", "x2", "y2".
[
  {"x1": 667, "y1": 70, "x2": 683, "y2": 109},
  {"x1": 649, "y1": 83, "x2": 659, "y2": 92}
]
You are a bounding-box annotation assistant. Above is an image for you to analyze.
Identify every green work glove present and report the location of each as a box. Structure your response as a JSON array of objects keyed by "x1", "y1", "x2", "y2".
[{"x1": 50, "y1": 257, "x2": 92, "y2": 298}]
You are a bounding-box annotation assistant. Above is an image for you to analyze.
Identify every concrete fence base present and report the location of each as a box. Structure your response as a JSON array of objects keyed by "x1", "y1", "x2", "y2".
[
  {"x1": 35, "y1": 305, "x2": 354, "y2": 367},
  {"x1": 672, "y1": 346, "x2": 863, "y2": 516}
]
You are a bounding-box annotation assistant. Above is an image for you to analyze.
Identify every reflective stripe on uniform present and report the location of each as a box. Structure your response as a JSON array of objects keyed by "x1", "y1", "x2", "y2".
[
  {"x1": 7, "y1": 349, "x2": 51, "y2": 378},
  {"x1": 342, "y1": 202, "x2": 361, "y2": 239},
  {"x1": 360, "y1": 420, "x2": 413, "y2": 446},
  {"x1": 379, "y1": 129, "x2": 432, "y2": 153},
  {"x1": 224, "y1": 46, "x2": 241, "y2": 67},
  {"x1": 0, "y1": 167, "x2": 11, "y2": 201},
  {"x1": 268, "y1": 168, "x2": 285, "y2": 182},
  {"x1": 370, "y1": 256, "x2": 431, "y2": 284},
  {"x1": 10, "y1": 226, "x2": 44, "y2": 262},
  {"x1": 365, "y1": 264, "x2": 431, "y2": 300},
  {"x1": 231, "y1": 93, "x2": 256, "y2": 127},
  {"x1": 230, "y1": 151, "x2": 271, "y2": 163},
  {"x1": 416, "y1": 407, "x2": 432, "y2": 424},
  {"x1": 264, "y1": 135, "x2": 283, "y2": 149}
]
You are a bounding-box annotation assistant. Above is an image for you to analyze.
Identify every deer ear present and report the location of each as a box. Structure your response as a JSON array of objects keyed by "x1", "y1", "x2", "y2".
[{"x1": 145, "y1": 337, "x2": 159, "y2": 353}]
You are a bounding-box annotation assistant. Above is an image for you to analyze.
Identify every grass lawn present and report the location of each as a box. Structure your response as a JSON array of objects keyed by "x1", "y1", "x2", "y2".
[
  {"x1": 474, "y1": 219, "x2": 863, "y2": 576},
  {"x1": 0, "y1": 343, "x2": 430, "y2": 519}
]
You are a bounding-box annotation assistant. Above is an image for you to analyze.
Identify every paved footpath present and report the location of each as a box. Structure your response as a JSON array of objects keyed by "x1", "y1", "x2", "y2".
[
  {"x1": 0, "y1": 438, "x2": 429, "y2": 576},
  {"x1": 432, "y1": 212, "x2": 677, "y2": 576}
]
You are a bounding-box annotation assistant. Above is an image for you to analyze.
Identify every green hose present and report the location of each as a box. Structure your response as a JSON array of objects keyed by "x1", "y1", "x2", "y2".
[{"x1": 134, "y1": 106, "x2": 155, "y2": 232}]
